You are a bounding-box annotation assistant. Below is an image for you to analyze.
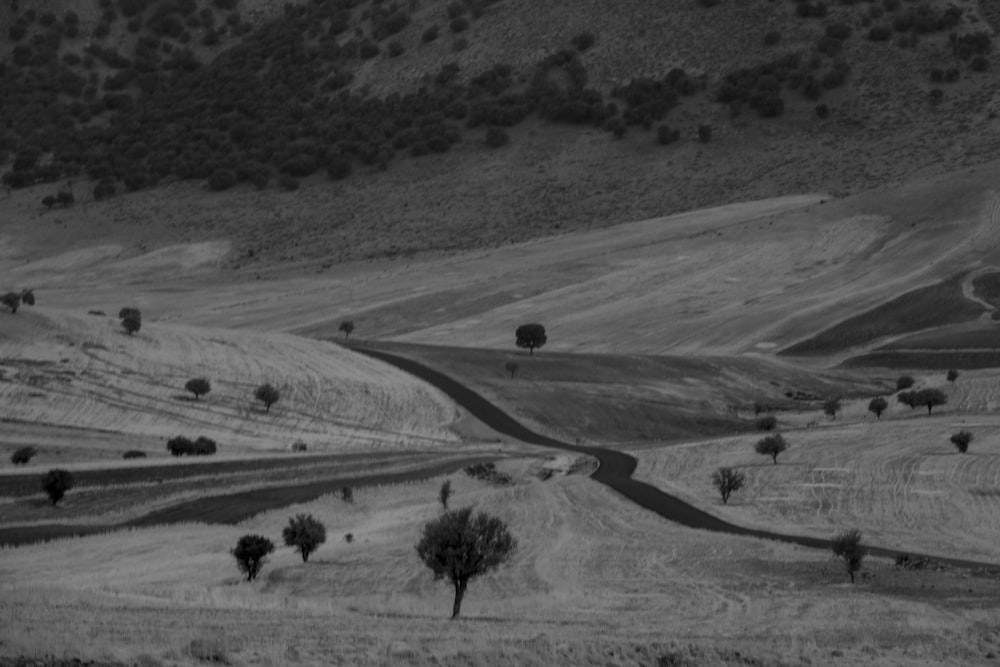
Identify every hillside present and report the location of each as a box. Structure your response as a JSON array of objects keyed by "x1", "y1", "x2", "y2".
[{"x1": 1, "y1": 0, "x2": 1000, "y2": 267}]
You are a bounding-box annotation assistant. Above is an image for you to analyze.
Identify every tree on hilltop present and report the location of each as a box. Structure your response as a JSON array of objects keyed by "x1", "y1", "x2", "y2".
[
  {"x1": 755, "y1": 434, "x2": 788, "y2": 464},
  {"x1": 282, "y1": 513, "x2": 327, "y2": 563},
  {"x1": 515, "y1": 323, "x2": 547, "y2": 355},
  {"x1": 254, "y1": 383, "x2": 280, "y2": 412},
  {"x1": 185, "y1": 378, "x2": 211, "y2": 400},
  {"x1": 415, "y1": 507, "x2": 516, "y2": 618}
]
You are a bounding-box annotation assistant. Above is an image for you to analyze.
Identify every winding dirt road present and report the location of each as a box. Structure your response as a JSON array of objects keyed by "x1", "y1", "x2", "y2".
[{"x1": 354, "y1": 345, "x2": 1000, "y2": 572}]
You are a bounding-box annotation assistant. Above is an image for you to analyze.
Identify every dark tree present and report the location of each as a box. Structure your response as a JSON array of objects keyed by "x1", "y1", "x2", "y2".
[
  {"x1": 823, "y1": 397, "x2": 841, "y2": 420},
  {"x1": 755, "y1": 415, "x2": 777, "y2": 431},
  {"x1": 167, "y1": 436, "x2": 194, "y2": 456},
  {"x1": 415, "y1": 507, "x2": 516, "y2": 618},
  {"x1": 42, "y1": 469, "x2": 75, "y2": 505},
  {"x1": 946, "y1": 369, "x2": 960, "y2": 382},
  {"x1": 123, "y1": 450, "x2": 146, "y2": 459},
  {"x1": 232, "y1": 534, "x2": 275, "y2": 581},
  {"x1": 282, "y1": 513, "x2": 327, "y2": 563},
  {"x1": 504, "y1": 361, "x2": 519, "y2": 379},
  {"x1": 2, "y1": 292, "x2": 21, "y2": 313},
  {"x1": 896, "y1": 376, "x2": 915, "y2": 391},
  {"x1": 439, "y1": 479, "x2": 452, "y2": 510},
  {"x1": 339, "y1": 320, "x2": 355, "y2": 339},
  {"x1": 950, "y1": 430, "x2": 972, "y2": 453},
  {"x1": 340, "y1": 486, "x2": 353, "y2": 503},
  {"x1": 831, "y1": 528, "x2": 866, "y2": 583},
  {"x1": 254, "y1": 383, "x2": 280, "y2": 412},
  {"x1": 897, "y1": 390, "x2": 917, "y2": 410},
  {"x1": 20, "y1": 289, "x2": 34, "y2": 306},
  {"x1": 185, "y1": 377, "x2": 211, "y2": 399},
  {"x1": 914, "y1": 388, "x2": 947, "y2": 414},
  {"x1": 712, "y1": 467, "x2": 746, "y2": 505},
  {"x1": 11, "y1": 446, "x2": 37, "y2": 465},
  {"x1": 120, "y1": 308, "x2": 141, "y2": 335},
  {"x1": 515, "y1": 323, "x2": 547, "y2": 355},
  {"x1": 755, "y1": 434, "x2": 788, "y2": 464},
  {"x1": 868, "y1": 396, "x2": 888, "y2": 419}
]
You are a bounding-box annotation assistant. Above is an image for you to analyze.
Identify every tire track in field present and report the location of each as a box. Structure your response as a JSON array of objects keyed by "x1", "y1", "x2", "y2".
[{"x1": 354, "y1": 345, "x2": 1000, "y2": 572}]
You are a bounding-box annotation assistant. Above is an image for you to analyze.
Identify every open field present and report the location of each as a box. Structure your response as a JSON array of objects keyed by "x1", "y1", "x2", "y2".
[{"x1": 3, "y1": 464, "x2": 1000, "y2": 666}]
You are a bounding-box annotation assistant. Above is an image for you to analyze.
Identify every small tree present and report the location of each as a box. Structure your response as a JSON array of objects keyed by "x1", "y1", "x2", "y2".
[
  {"x1": 897, "y1": 390, "x2": 917, "y2": 410},
  {"x1": 950, "y1": 430, "x2": 972, "y2": 453},
  {"x1": 504, "y1": 361, "x2": 519, "y2": 379},
  {"x1": 831, "y1": 528, "x2": 866, "y2": 583},
  {"x1": 11, "y1": 446, "x2": 37, "y2": 465},
  {"x1": 282, "y1": 513, "x2": 327, "y2": 563},
  {"x1": 823, "y1": 397, "x2": 841, "y2": 420},
  {"x1": 946, "y1": 369, "x2": 960, "y2": 382},
  {"x1": 439, "y1": 479, "x2": 453, "y2": 510},
  {"x1": 185, "y1": 377, "x2": 211, "y2": 400},
  {"x1": 755, "y1": 434, "x2": 788, "y2": 464},
  {"x1": 254, "y1": 383, "x2": 280, "y2": 412},
  {"x1": 339, "y1": 320, "x2": 355, "y2": 339},
  {"x1": 42, "y1": 469, "x2": 75, "y2": 505},
  {"x1": 340, "y1": 486, "x2": 354, "y2": 503},
  {"x1": 868, "y1": 396, "x2": 888, "y2": 420},
  {"x1": 232, "y1": 534, "x2": 275, "y2": 581},
  {"x1": 120, "y1": 307, "x2": 141, "y2": 335},
  {"x1": 515, "y1": 323, "x2": 547, "y2": 355},
  {"x1": 914, "y1": 388, "x2": 947, "y2": 414},
  {"x1": 2, "y1": 292, "x2": 21, "y2": 313},
  {"x1": 896, "y1": 376, "x2": 915, "y2": 391},
  {"x1": 415, "y1": 507, "x2": 516, "y2": 619},
  {"x1": 712, "y1": 467, "x2": 746, "y2": 505},
  {"x1": 755, "y1": 415, "x2": 777, "y2": 431}
]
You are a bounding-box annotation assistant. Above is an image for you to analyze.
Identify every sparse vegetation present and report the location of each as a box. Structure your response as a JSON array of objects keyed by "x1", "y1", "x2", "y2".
[
  {"x1": 232, "y1": 534, "x2": 275, "y2": 581},
  {"x1": 254, "y1": 383, "x2": 280, "y2": 412},
  {"x1": 867, "y1": 396, "x2": 888, "y2": 419},
  {"x1": 415, "y1": 507, "x2": 516, "y2": 618},
  {"x1": 831, "y1": 528, "x2": 866, "y2": 584},
  {"x1": 711, "y1": 467, "x2": 745, "y2": 505},
  {"x1": 10, "y1": 446, "x2": 37, "y2": 465},
  {"x1": 515, "y1": 323, "x2": 547, "y2": 355},
  {"x1": 950, "y1": 430, "x2": 972, "y2": 453},
  {"x1": 282, "y1": 513, "x2": 327, "y2": 563},
  {"x1": 755, "y1": 434, "x2": 788, "y2": 464},
  {"x1": 41, "y1": 468, "x2": 74, "y2": 505}
]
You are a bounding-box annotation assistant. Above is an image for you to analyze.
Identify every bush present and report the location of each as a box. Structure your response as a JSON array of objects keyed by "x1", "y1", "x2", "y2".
[
  {"x1": 946, "y1": 369, "x2": 960, "y2": 382},
  {"x1": 93, "y1": 179, "x2": 116, "y2": 200},
  {"x1": 755, "y1": 415, "x2": 777, "y2": 431},
  {"x1": 11, "y1": 446, "x2": 37, "y2": 465},
  {"x1": 449, "y1": 17, "x2": 469, "y2": 33},
  {"x1": 123, "y1": 450, "x2": 147, "y2": 459},
  {"x1": 42, "y1": 469, "x2": 75, "y2": 505},
  {"x1": 504, "y1": 361, "x2": 519, "y2": 378},
  {"x1": 464, "y1": 462, "x2": 513, "y2": 485},
  {"x1": 439, "y1": 479, "x2": 453, "y2": 510},
  {"x1": 388, "y1": 40, "x2": 404, "y2": 57},
  {"x1": 283, "y1": 513, "x2": 327, "y2": 562},
  {"x1": 950, "y1": 430, "x2": 972, "y2": 453},
  {"x1": 340, "y1": 486, "x2": 353, "y2": 503},
  {"x1": 326, "y1": 156, "x2": 351, "y2": 181},
  {"x1": 657, "y1": 124, "x2": 680, "y2": 145},
  {"x1": 167, "y1": 436, "x2": 216, "y2": 456},
  {"x1": 823, "y1": 397, "x2": 841, "y2": 420},
  {"x1": 896, "y1": 376, "x2": 915, "y2": 391},
  {"x1": 763, "y1": 30, "x2": 781, "y2": 46},
  {"x1": 291, "y1": 440, "x2": 308, "y2": 452},
  {"x1": 120, "y1": 308, "x2": 141, "y2": 335},
  {"x1": 232, "y1": 534, "x2": 274, "y2": 581},
  {"x1": 344, "y1": 533, "x2": 354, "y2": 543}
]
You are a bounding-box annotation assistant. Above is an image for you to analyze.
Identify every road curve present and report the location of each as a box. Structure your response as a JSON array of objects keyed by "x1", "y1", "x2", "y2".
[{"x1": 353, "y1": 345, "x2": 1000, "y2": 573}]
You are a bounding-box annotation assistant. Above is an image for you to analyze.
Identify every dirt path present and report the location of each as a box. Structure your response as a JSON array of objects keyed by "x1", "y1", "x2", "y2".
[{"x1": 353, "y1": 345, "x2": 1000, "y2": 573}]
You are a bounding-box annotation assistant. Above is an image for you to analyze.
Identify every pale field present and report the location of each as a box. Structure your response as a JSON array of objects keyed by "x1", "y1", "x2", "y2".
[
  {"x1": 2, "y1": 463, "x2": 999, "y2": 666},
  {"x1": 0, "y1": 307, "x2": 459, "y2": 466},
  {"x1": 632, "y1": 373, "x2": 1000, "y2": 562}
]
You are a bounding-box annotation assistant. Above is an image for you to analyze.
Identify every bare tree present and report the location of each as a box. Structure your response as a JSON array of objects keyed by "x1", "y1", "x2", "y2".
[
  {"x1": 711, "y1": 467, "x2": 746, "y2": 504},
  {"x1": 831, "y1": 529, "x2": 866, "y2": 583}
]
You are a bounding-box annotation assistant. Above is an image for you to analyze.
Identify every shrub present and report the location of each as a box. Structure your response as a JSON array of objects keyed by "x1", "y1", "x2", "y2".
[
  {"x1": 515, "y1": 323, "x2": 547, "y2": 355},
  {"x1": 254, "y1": 383, "x2": 280, "y2": 412},
  {"x1": 340, "y1": 486, "x2": 353, "y2": 503},
  {"x1": 896, "y1": 376, "x2": 915, "y2": 391},
  {"x1": 755, "y1": 434, "x2": 788, "y2": 464},
  {"x1": 815, "y1": 103, "x2": 830, "y2": 119},
  {"x1": 439, "y1": 479, "x2": 453, "y2": 510},
  {"x1": 712, "y1": 467, "x2": 746, "y2": 505},
  {"x1": 11, "y1": 446, "x2": 38, "y2": 465},
  {"x1": 283, "y1": 513, "x2": 327, "y2": 562},
  {"x1": 291, "y1": 440, "x2": 307, "y2": 452},
  {"x1": 123, "y1": 450, "x2": 146, "y2": 459},
  {"x1": 867, "y1": 396, "x2": 888, "y2": 419},
  {"x1": 950, "y1": 430, "x2": 972, "y2": 453},
  {"x1": 946, "y1": 369, "x2": 960, "y2": 382},
  {"x1": 120, "y1": 308, "x2": 141, "y2": 335},
  {"x1": 831, "y1": 528, "x2": 866, "y2": 583},
  {"x1": 657, "y1": 124, "x2": 680, "y2": 145},
  {"x1": 388, "y1": 40, "x2": 404, "y2": 57},
  {"x1": 2, "y1": 292, "x2": 22, "y2": 314},
  {"x1": 756, "y1": 415, "x2": 777, "y2": 431},
  {"x1": 42, "y1": 469, "x2": 75, "y2": 505},
  {"x1": 93, "y1": 179, "x2": 116, "y2": 200},
  {"x1": 415, "y1": 507, "x2": 516, "y2": 618},
  {"x1": 185, "y1": 377, "x2": 211, "y2": 399},
  {"x1": 823, "y1": 397, "x2": 841, "y2": 420},
  {"x1": 232, "y1": 534, "x2": 274, "y2": 581},
  {"x1": 278, "y1": 174, "x2": 299, "y2": 191}
]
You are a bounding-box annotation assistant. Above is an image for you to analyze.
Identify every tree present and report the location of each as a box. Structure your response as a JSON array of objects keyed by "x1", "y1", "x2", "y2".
[
  {"x1": 755, "y1": 434, "x2": 788, "y2": 464},
  {"x1": 282, "y1": 513, "x2": 327, "y2": 563},
  {"x1": 504, "y1": 361, "x2": 519, "y2": 379},
  {"x1": 42, "y1": 469, "x2": 75, "y2": 505},
  {"x1": 42, "y1": 195, "x2": 57, "y2": 209},
  {"x1": 515, "y1": 323, "x2": 547, "y2": 355},
  {"x1": 339, "y1": 320, "x2": 354, "y2": 339},
  {"x1": 946, "y1": 369, "x2": 960, "y2": 382},
  {"x1": 712, "y1": 467, "x2": 745, "y2": 505},
  {"x1": 951, "y1": 430, "x2": 972, "y2": 453},
  {"x1": 897, "y1": 390, "x2": 917, "y2": 410},
  {"x1": 11, "y1": 446, "x2": 37, "y2": 465},
  {"x1": 823, "y1": 398, "x2": 841, "y2": 420},
  {"x1": 755, "y1": 415, "x2": 777, "y2": 431},
  {"x1": 868, "y1": 396, "x2": 888, "y2": 419},
  {"x1": 831, "y1": 528, "x2": 866, "y2": 583},
  {"x1": 439, "y1": 479, "x2": 453, "y2": 510},
  {"x1": 896, "y1": 376, "x2": 915, "y2": 391},
  {"x1": 20, "y1": 289, "x2": 34, "y2": 306},
  {"x1": 913, "y1": 388, "x2": 947, "y2": 414},
  {"x1": 185, "y1": 377, "x2": 211, "y2": 400},
  {"x1": 2, "y1": 292, "x2": 21, "y2": 313},
  {"x1": 232, "y1": 534, "x2": 275, "y2": 581},
  {"x1": 340, "y1": 486, "x2": 353, "y2": 503},
  {"x1": 120, "y1": 308, "x2": 141, "y2": 335},
  {"x1": 415, "y1": 507, "x2": 516, "y2": 618},
  {"x1": 254, "y1": 383, "x2": 280, "y2": 412}
]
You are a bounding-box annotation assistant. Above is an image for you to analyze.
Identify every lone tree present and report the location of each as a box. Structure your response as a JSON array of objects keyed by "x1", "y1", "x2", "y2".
[
  {"x1": 415, "y1": 507, "x2": 517, "y2": 619},
  {"x1": 41, "y1": 468, "x2": 75, "y2": 505},
  {"x1": 185, "y1": 378, "x2": 211, "y2": 400},
  {"x1": 823, "y1": 397, "x2": 841, "y2": 420},
  {"x1": 515, "y1": 323, "x2": 547, "y2": 355},
  {"x1": 119, "y1": 307, "x2": 141, "y2": 335},
  {"x1": 946, "y1": 369, "x2": 960, "y2": 382},
  {"x1": 254, "y1": 383, "x2": 280, "y2": 412},
  {"x1": 282, "y1": 513, "x2": 327, "y2": 563},
  {"x1": 439, "y1": 479, "x2": 453, "y2": 510},
  {"x1": 951, "y1": 430, "x2": 973, "y2": 453},
  {"x1": 711, "y1": 467, "x2": 746, "y2": 505},
  {"x1": 868, "y1": 396, "x2": 888, "y2": 420},
  {"x1": 339, "y1": 320, "x2": 355, "y2": 339},
  {"x1": 232, "y1": 534, "x2": 275, "y2": 581},
  {"x1": 914, "y1": 388, "x2": 947, "y2": 414},
  {"x1": 340, "y1": 486, "x2": 353, "y2": 503},
  {"x1": 755, "y1": 434, "x2": 788, "y2": 464},
  {"x1": 11, "y1": 446, "x2": 37, "y2": 465},
  {"x1": 831, "y1": 528, "x2": 866, "y2": 584},
  {"x1": 504, "y1": 361, "x2": 519, "y2": 379}
]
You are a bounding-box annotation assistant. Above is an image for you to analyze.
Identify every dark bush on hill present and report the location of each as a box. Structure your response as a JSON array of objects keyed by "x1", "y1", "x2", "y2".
[
  {"x1": 464, "y1": 462, "x2": 513, "y2": 486},
  {"x1": 123, "y1": 450, "x2": 147, "y2": 459},
  {"x1": 167, "y1": 436, "x2": 217, "y2": 456}
]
